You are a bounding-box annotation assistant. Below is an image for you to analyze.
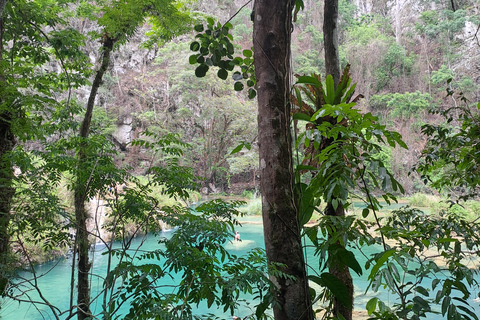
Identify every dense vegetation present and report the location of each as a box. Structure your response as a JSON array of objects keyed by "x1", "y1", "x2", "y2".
[{"x1": 1, "y1": 0, "x2": 480, "y2": 320}]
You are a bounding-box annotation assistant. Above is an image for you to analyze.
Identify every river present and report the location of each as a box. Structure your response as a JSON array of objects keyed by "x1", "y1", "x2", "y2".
[{"x1": 1, "y1": 215, "x2": 479, "y2": 319}]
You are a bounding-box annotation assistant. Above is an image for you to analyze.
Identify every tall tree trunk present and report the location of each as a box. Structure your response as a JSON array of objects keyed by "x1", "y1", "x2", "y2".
[
  {"x1": 253, "y1": 1, "x2": 313, "y2": 320},
  {"x1": 324, "y1": 1, "x2": 353, "y2": 319},
  {"x1": 74, "y1": 36, "x2": 115, "y2": 320},
  {"x1": 0, "y1": 1, "x2": 14, "y2": 296},
  {"x1": 323, "y1": 0, "x2": 340, "y2": 86},
  {"x1": 325, "y1": 203, "x2": 353, "y2": 320}
]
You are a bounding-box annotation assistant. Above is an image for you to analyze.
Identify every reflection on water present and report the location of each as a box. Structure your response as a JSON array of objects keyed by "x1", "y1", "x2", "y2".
[{"x1": 2, "y1": 215, "x2": 480, "y2": 319}]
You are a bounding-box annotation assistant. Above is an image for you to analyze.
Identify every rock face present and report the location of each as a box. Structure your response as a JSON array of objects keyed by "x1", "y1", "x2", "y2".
[
  {"x1": 354, "y1": 0, "x2": 373, "y2": 14},
  {"x1": 87, "y1": 198, "x2": 110, "y2": 242},
  {"x1": 112, "y1": 116, "x2": 133, "y2": 149}
]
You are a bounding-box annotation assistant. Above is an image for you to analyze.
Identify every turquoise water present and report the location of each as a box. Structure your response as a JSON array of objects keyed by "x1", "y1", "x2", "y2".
[{"x1": 2, "y1": 216, "x2": 480, "y2": 319}]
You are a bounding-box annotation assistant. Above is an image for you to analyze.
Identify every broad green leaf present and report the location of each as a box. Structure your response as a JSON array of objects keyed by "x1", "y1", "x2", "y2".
[
  {"x1": 320, "y1": 272, "x2": 352, "y2": 309},
  {"x1": 217, "y1": 68, "x2": 228, "y2": 80},
  {"x1": 195, "y1": 64, "x2": 209, "y2": 77},
  {"x1": 415, "y1": 286, "x2": 429, "y2": 297},
  {"x1": 457, "y1": 305, "x2": 479, "y2": 320},
  {"x1": 230, "y1": 144, "x2": 243, "y2": 155},
  {"x1": 325, "y1": 74, "x2": 335, "y2": 104},
  {"x1": 442, "y1": 296, "x2": 451, "y2": 315},
  {"x1": 338, "y1": 248, "x2": 363, "y2": 276},
  {"x1": 362, "y1": 208, "x2": 369, "y2": 218},
  {"x1": 248, "y1": 88, "x2": 256, "y2": 99},
  {"x1": 234, "y1": 82, "x2": 244, "y2": 91},
  {"x1": 296, "y1": 75, "x2": 321, "y2": 87},
  {"x1": 190, "y1": 41, "x2": 200, "y2": 51},
  {"x1": 297, "y1": 183, "x2": 315, "y2": 226},
  {"x1": 368, "y1": 249, "x2": 396, "y2": 281},
  {"x1": 413, "y1": 296, "x2": 430, "y2": 311},
  {"x1": 188, "y1": 54, "x2": 199, "y2": 64},
  {"x1": 366, "y1": 297, "x2": 378, "y2": 315},
  {"x1": 194, "y1": 24, "x2": 204, "y2": 32},
  {"x1": 243, "y1": 49, "x2": 252, "y2": 57},
  {"x1": 292, "y1": 112, "x2": 312, "y2": 122}
]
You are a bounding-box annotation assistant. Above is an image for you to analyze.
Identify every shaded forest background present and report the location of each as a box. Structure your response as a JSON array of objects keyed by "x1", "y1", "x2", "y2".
[{"x1": 68, "y1": 0, "x2": 480, "y2": 196}]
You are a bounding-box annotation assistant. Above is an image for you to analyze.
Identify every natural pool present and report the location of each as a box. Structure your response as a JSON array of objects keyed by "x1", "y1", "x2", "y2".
[{"x1": 2, "y1": 215, "x2": 480, "y2": 319}]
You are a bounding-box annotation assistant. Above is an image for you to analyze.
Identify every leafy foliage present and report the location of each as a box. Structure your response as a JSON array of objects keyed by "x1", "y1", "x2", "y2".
[
  {"x1": 190, "y1": 17, "x2": 257, "y2": 98},
  {"x1": 370, "y1": 91, "x2": 433, "y2": 120},
  {"x1": 365, "y1": 207, "x2": 480, "y2": 320},
  {"x1": 292, "y1": 66, "x2": 407, "y2": 219},
  {"x1": 417, "y1": 91, "x2": 480, "y2": 200}
]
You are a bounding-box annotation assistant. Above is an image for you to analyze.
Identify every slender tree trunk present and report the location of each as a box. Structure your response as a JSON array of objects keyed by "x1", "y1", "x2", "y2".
[
  {"x1": 325, "y1": 203, "x2": 353, "y2": 320},
  {"x1": 253, "y1": 1, "x2": 313, "y2": 320},
  {"x1": 0, "y1": 1, "x2": 14, "y2": 296},
  {"x1": 323, "y1": 0, "x2": 340, "y2": 86},
  {"x1": 324, "y1": 1, "x2": 353, "y2": 319},
  {"x1": 75, "y1": 36, "x2": 115, "y2": 320}
]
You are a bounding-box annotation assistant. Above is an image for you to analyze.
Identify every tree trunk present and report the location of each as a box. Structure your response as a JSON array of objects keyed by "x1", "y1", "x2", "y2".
[
  {"x1": 0, "y1": 2, "x2": 15, "y2": 295},
  {"x1": 323, "y1": 0, "x2": 340, "y2": 86},
  {"x1": 253, "y1": 1, "x2": 313, "y2": 320},
  {"x1": 324, "y1": 1, "x2": 353, "y2": 319},
  {"x1": 74, "y1": 36, "x2": 115, "y2": 320},
  {"x1": 325, "y1": 203, "x2": 353, "y2": 320}
]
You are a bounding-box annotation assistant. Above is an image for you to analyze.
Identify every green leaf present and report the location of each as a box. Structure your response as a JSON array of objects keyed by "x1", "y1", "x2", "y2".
[
  {"x1": 292, "y1": 112, "x2": 312, "y2": 122},
  {"x1": 243, "y1": 49, "x2": 253, "y2": 57},
  {"x1": 442, "y1": 296, "x2": 451, "y2": 315},
  {"x1": 324, "y1": 75, "x2": 335, "y2": 104},
  {"x1": 296, "y1": 75, "x2": 321, "y2": 87},
  {"x1": 413, "y1": 296, "x2": 430, "y2": 311},
  {"x1": 366, "y1": 297, "x2": 378, "y2": 315},
  {"x1": 194, "y1": 24, "x2": 204, "y2": 32},
  {"x1": 338, "y1": 248, "x2": 363, "y2": 276},
  {"x1": 320, "y1": 272, "x2": 353, "y2": 309},
  {"x1": 368, "y1": 249, "x2": 396, "y2": 281},
  {"x1": 234, "y1": 82, "x2": 244, "y2": 91},
  {"x1": 248, "y1": 88, "x2": 256, "y2": 99},
  {"x1": 230, "y1": 144, "x2": 243, "y2": 155},
  {"x1": 217, "y1": 68, "x2": 228, "y2": 80},
  {"x1": 362, "y1": 208, "x2": 369, "y2": 218},
  {"x1": 457, "y1": 305, "x2": 479, "y2": 320},
  {"x1": 190, "y1": 41, "x2": 200, "y2": 51},
  {"x1": 189, "y1": 54, "x2": 199, "y2": 65},
  {"x1": 195, "y1": 64, "x2": 209, "y2": 78},
  {"x1": 415, "y1": 286, "x2": 429, "y2": 297},
  {"x1": 207, "y1": 17, "x2": 215, "y2": 26}
]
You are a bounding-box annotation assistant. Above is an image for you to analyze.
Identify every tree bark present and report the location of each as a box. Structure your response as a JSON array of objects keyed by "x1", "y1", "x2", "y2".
[
  {"x1": 0, "y1": 0, "x2": 14, "y2": 296},
  {"x1": 325, "y1": 203, "x2": 353, "y2": 320},
  {"x1": 323, "y1": 0, "x2": 340, "y2": 87},
  {"x1": 74, "y1": 35, "x2": 115, "y2": 320},
  {"x1": 253, "y1": 1, "x2": 313, "y2": 320},
  {"x1": 323, "y1": 1, "x2": 353, "y2": 319}
]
